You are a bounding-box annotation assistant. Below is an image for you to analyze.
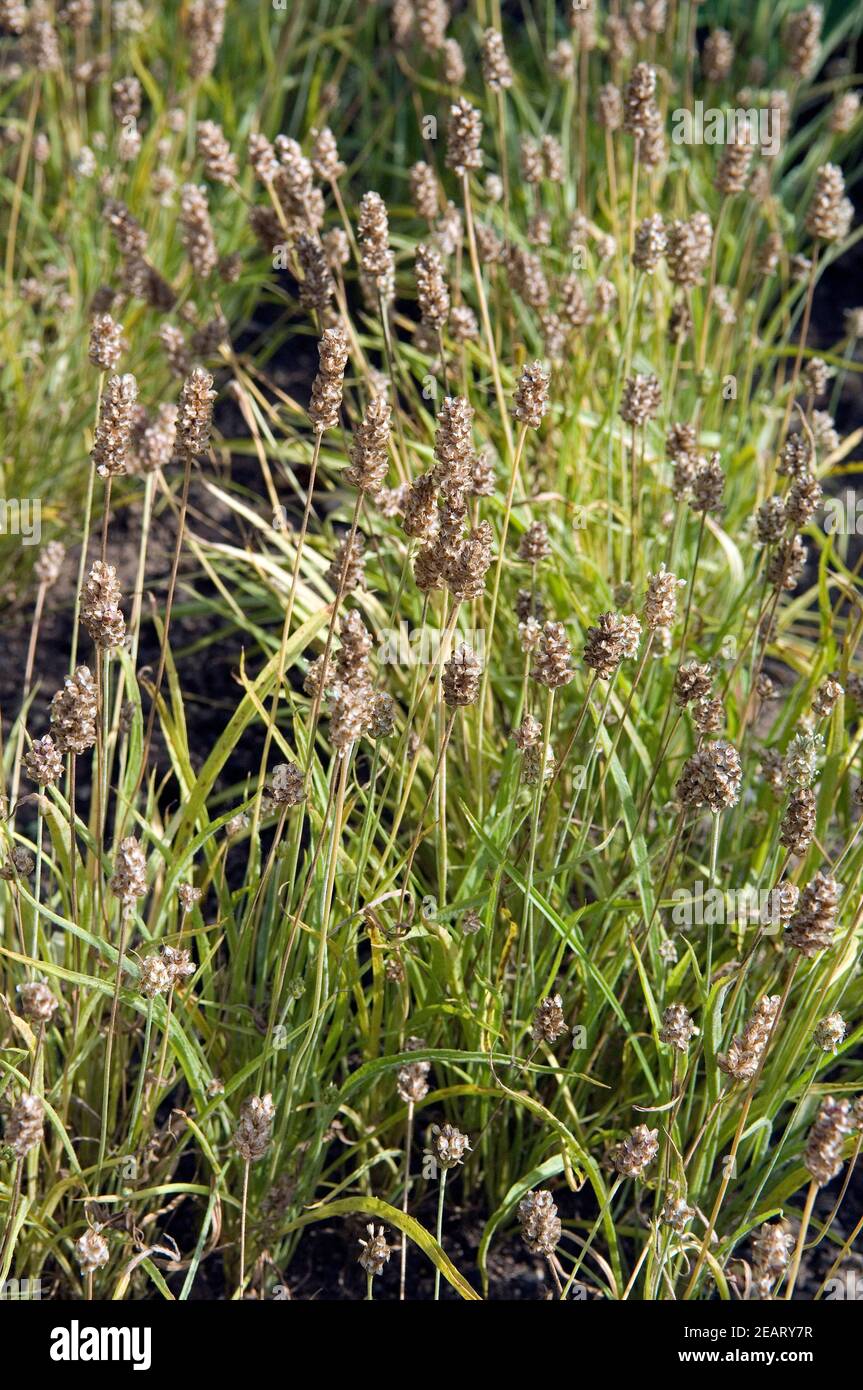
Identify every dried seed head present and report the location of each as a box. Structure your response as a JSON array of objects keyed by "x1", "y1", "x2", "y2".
[
  {"x1": 513, "y1": 360, "x2": 550, "y2": 429},
  {"x1": 176, "y1": 366, "x2": 216, "y2": 460},
  {"x1": 139, "y1": 954, "x2": 171, "y2": 998},
  {"x1": 614, "y1": 1124, "x2": 659, "y2": 1177},
  {"x1": 520, "y1": 616, "x2": 544, "y2": 651},
  {"x1": 519, "y1": 521, "x2": 551, "y2": 566},
  {"x1": 805, "y1": 164, "x2": 853, "y2": 243},
  {"x1": 358, "y1": 191, "x2": 395, "y2": 303},
  {"x1": 297, "y1": 232, "x2": 334, "y2": 312},
  {"x1": 814, "y1": 1013, "x2": 846, "y2": 1052},
  {"x1": 269, "y1": 762, "x2": 305, "y2": 808},
  {"x1": 109, "y1": 835, "x2": 147, "y2": 904},
  {"x1": 674, "y1": 659, "x2": 713, "y2": 708},
  {"x1": 178, "y1": 883, "x2": 202, "y2": 914},
  {"x1": 519, "y1": 135, "x2": 543, "y2": 186},
  {"x1": 446, "y1": 520, "x2": 493, "y2": 601},
  {"x1": 505, "y1": 244, "x2": 550, "y2": 309},
  {"x1": 829, "y1": 92, "x2": 860, "y2": 135},
  {"x1": 415, "y1": 243, "x2": 450, "y2": 332},
  {"x1": 779, "y1": 786, "x2": 816, "y2": 856},
  {"x1": 34, "y1": 540, "x2": 65, "y2": 588},
  {"x1": 135, "y1": 404, "x2": 179, "y2": 474},
  {"x1": 329, "y1": 679, "x2": 374, "y2": 752},
  {"x1": 569, "y1": 0, "x2": 597, "y2": 47},
  {"x1": 80, "y1": 561, "x2": 126, "y2": 650},
  {"x1": 481, "y1": 28, "x2": 512, "y2": 90},
  {"x1": 159, "y1": 324, "x2": 191, "y2": 380},
  {"x1": 661, "y1": 1194, "x2": 695, "y2": 1232},
  {"x1": 6, "y1": 1094, "x2": 44, "y2": 1158},
  {"x1": 397, "y1": 1053, "x2": 431, "y2": 1104},
  {"x1": 24, "y1": 734, "x2": 63, "y2": 786},
  {"x1": 784, "y1": 4, "x2": 822, "y2": 78},
  {"x1": 779, "y1": 431, "x2": 812, "y2": 478},
  {"x1": 519, "y1": 1189, "x2": 561, "y2": 1255},
  {"x1": 676, "y1": 741, "x2": 742, "y2": 812},
  {"x1": 327, "y1": 532, "x2": 366, "y2": 595},
  {"x1": 812, "y1": 415, "x2": 840, "y2": 467},
  {"x1": 17, "y1": 980, "x2": 59, "y2": 1023},
  {"x1": 702, "y1": 28, "x2": 734, "y2": 82},
  {"x1": 0, "y1": 0, "x2": 27, "y2": 35},
  {"x1": 446, "y1": 98, "x2": 483, "y2": 177},
  {"x1": 1, "y1": 846, "x2": 35, "y2": 880},
  {"x1": 310, "y1": 125, "x2": 344, "y2": 183},
  {"x1": 89, "y1": 313, "x2": 126, "y2": 371},
  {"x1": 620, "y1": 373, "x2": 661, "y2": 426},
  {"x1": 358, "y1": 1224, "x2": 391, "y2": 1277},
  {"x1": 184, "y1": 0, "x2": 226, "y2": 80},
  {"x1": 549, "y1": 39, "x2": 575, "y2": 81},
  {"x1": 752, "y1": 1223, "x2": 794, "y2": 1296},
  {"x1": 715, "y1": 137, "x2": 754, "y2": 196},
  {"x1": 784, "y1": 728, "x2": 822, "y2": 788},
  {"x1": 179, "y1": 184, "x2": 218, "y2": 280},
  {"x1": 92, "y1": 373, "x2": 138, "y2": 478},
  {"x1": 75, "y1": 1226, "x2": 109, "y2": 1274},
  {"x1": 767, "y1": 534, "x2": 807, "y2": 591},
  {"x1": 644, "y1": 564, "x2": 685, "y2": 630},
  {"x1": 533, "y1": 620, "x2": 575, "y2": 689},
  {"x1": 623, "y1": 63, "x2": 657, "y2": 139},
  {"x1": 633, "y1": 214, "x2": 667, "y2": 272},
  {"x1": 787, "y1": 871, "x2": 841, "y2": 957},
  {"x1": 346, "y1": 397, "x2": 391, "y2": 492},
  {"x1": 513, "y1": 713, "x2": 543, "y2": 751},
  {"x1": 755, "y1": 496, "x2": 787, "y2": 545},
  {"x1": 50, "y1": 664, "x2": 98, "y2": 757},
  {"x1": 812, "y1": 674, "x2": 843, "y2": 719},
  {"x1": 667, "y1": 421, "x2": 698, "y2": 464},
  {"x1": 805, "y1": 1096, "x2": 853, "y2": 1186},
  {"x1": 542, "y1": 134, "x2": 565, "y2": 184},
  {"x1": 234, "y1": 1094, "x2": 275, "y2": 1163},
  {"x1": 785, "y1": 471, "x2": 822, "y2": 528},
  {"x1": 668, "y1": 298, "x2": 694, "y2": 344},
  {"x1": 450, "y1": 304, "x2": 478, "y2": 342},
  {"x1": 598, "y1": 82, "x2": 623, "y2": 130},
  {"x1": 442, "y1": 643, "x2": 483, "y2": 707},
  {"x1": 430, "y1": 1122, "x2": 471, "y2": 1170},
  {"x1": 320, "y1": 229, "x2": 349, "y2": 273},
  {"x1": 196, "y1": 120, "x2": 237, "y2": 185},
  {"x1": 692, "y1": 696, "x2": 724, "y2": 735},
  {"x1": 439, "y1": 35, "x2": 465, "y2": 84},
  {"x1": 717, "y1": 994, "x2": 780, "y2": 1080},
  {"x1": 691, "y1": 452, "x2": 725, "y2": 514},
  {"x1": 309, "y1": 325, "x2": 349, "y2": 433},
  {"x1": 757, "y1": 231, "x2": 783, "y2": 276},
  {"x1": 409, "y1": 161, "x2": 439, "y2": 221},
  {"x1": 666, "y1": 213, "x2": 713, "y2": 288},
  {"x1": 532, "y1": 994, "x2": 568, "y2": 1045},
  {"x1": 804, "y1": 357, "x2": 831, "y2": 400},
  {"x1": 659, "y1": 1003, "x2": 698, "y2": 1051},
  {"x1": 432, "y1": 395, "x2": 475, "y2": 493},
  {"x1": 583, "y1": 611, "x2": 641, "y2": 680}
]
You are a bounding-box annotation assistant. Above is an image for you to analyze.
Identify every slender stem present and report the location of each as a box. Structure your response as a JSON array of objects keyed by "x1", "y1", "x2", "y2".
[
  {"x1": 434, "y1": 1168, "x2": 448, "y2": 1301},
  {"x1": 399, "y1": 1100, "x2": 415, "y2": 1301},
  {"x1": 784, "y1": 1181, "x2": 817, "y2": 1299},
  {"x1": 238, "y1": 1159, "x2": 250, "y2": 1297}
]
